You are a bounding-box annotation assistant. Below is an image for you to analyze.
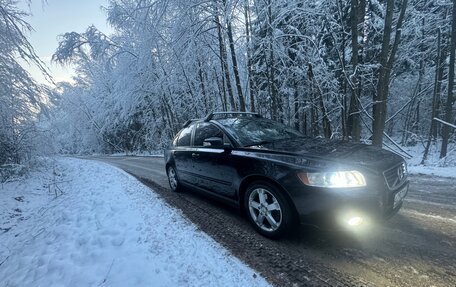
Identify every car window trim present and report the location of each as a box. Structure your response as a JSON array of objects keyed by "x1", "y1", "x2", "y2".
[{"x1": 190, "y1": 123, "x2": 197, "y2": 147}]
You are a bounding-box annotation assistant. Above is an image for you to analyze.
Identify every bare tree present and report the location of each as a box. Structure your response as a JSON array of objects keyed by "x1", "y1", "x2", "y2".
[
  {"x1": 214, "y1": 11, "x2": 236, "y2": 111},
  {"x1": 372, "y1": 0, "x2": 408, "y2": 147},
  {"x1": 244, "y1": 0, "x2": 255, "y2": 112},
  {"x1": 0, "y1": 1, "x2": 51, "y2": 164},
  {"x1": 222, "y1": 0, "x2": 246, "y2": 112},
  {"x1": 422, "y1": 28, "x2": 442, "y2": 163},
  {"x1": 440, "y1": 0, "x2": 456, "y2": 158},
  {"x1": 346, "y1": 0, "x2": 365, "y2": 141}
]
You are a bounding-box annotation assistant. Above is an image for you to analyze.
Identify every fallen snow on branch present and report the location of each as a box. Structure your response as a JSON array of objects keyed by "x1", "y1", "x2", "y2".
[
  {"x1": 0, "y1": 158, "x2": 269, "y2": 287},
  {"x1": 433, "y1": 117, "x2": 456, "y2": 129}
]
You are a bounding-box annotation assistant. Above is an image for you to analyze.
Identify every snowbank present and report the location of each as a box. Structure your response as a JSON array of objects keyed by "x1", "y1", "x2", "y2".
[
  {"x1": 408, "y1": 165, "x2": 456, "y2": 178},
  {"x1": 402, "y1": 143, "x2": 456, "y2": 178},
  {"x1": 0, "y1": 158, "x2": 269, "y2": 287}
]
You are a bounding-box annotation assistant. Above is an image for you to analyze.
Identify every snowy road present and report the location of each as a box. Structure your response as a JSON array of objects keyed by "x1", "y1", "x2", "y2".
[{"x1": 92, "y1": 156, "x2": 456, "y2": 287}]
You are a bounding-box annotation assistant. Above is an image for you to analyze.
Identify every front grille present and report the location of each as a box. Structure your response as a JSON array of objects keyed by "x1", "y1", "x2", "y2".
[{"x1": 383, "y1": 162, "x2": 407, "y2": 189}]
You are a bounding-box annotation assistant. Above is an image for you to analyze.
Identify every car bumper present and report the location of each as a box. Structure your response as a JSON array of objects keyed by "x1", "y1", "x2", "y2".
[{"x1": 287, "y1": 179, "x2": 409, "y2": 227}]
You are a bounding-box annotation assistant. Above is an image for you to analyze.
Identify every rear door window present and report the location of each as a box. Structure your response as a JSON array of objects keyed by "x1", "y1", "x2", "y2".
[
  {"x1": 176, "y1": 126, "x2": 193, "y2": 147},
  {"x1": 172, "y1": 132, "x2": 180, "y2": 146}
]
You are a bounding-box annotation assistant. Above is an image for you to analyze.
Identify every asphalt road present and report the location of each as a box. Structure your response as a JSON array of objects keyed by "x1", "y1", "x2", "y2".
[{"x1": 90, "y1": 156, "x2": 456, "y2": 287}]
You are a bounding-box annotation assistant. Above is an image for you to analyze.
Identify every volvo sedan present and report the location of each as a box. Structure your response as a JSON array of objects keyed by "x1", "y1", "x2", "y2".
[{"x1": 164, "y1": 112, "x2": 409, "y2": 238}]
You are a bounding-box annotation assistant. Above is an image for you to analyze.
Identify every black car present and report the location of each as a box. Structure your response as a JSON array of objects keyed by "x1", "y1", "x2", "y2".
[{"x1": 164, "y1": 112, "x2": 409, "y2": 238}]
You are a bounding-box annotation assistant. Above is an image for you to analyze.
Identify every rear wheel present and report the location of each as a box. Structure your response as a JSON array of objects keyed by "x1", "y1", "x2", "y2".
[
  {"x1": 167, "y1": 165, "x2": 181, "y2": 192},
  {"x1": 244, "y1": 181, "x2": 296, "y2": 239}
]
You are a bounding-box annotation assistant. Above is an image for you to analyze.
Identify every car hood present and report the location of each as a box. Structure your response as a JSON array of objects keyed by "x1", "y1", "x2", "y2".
[{"x1": 246, "y1": 137, "x2": 404, "y2": 171}]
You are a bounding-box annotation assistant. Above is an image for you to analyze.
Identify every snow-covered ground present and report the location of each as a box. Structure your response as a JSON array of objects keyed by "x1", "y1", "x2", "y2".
[
  {"x1": 408, "y1": 164, "x2": 456, "y2": 178},
  {"x1": 0, "y1": 158, "x2": 270, "y2": 287},
  {"x1": 402, "y1": 142, "x2": 456, "y2": 178}
]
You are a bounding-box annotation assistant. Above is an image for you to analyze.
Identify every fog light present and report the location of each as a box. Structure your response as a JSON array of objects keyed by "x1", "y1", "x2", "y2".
[{"x1": 347, "y1": 216, "x2": 364, "y2": 226}]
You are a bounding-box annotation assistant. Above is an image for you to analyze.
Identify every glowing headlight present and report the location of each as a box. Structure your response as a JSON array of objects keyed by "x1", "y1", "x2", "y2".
[
  {"x1": 298, "y1": 171, "x2": 366, "y2": 188},
  {"x1": 347, "y1": 216, "x2": 364, "y2": 226}
]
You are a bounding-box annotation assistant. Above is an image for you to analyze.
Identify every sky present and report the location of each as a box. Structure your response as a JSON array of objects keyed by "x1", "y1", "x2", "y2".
[{"x1": 19, "y1": 0, "x2": 113, "y2": 85}]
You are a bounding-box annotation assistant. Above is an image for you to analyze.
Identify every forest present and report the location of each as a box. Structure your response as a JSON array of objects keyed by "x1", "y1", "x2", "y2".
[{"x1": 1, "y1": 0, "x2": 456, "y2": 168}]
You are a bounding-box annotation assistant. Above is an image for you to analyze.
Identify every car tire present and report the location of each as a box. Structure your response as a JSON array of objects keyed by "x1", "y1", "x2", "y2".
[
  {"x1": 244, "y1": 181, "x2": 296, "y2": 239},
  {"x1": 167, "y1": 165, "x2": 182, "y2": 192}
]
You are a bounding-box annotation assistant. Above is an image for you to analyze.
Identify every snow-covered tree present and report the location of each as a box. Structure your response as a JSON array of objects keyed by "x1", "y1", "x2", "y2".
[
  {"x1": 47, "y1": 0, "x2": 455, "y2": 159},
  {"x1": 0, "y1": 0, "x2": 50, "y2": 165}
]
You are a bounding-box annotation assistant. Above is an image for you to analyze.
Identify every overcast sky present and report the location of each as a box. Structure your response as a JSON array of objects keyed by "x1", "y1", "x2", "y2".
[{"x1": 20, "y1": 0, "x2": 113, "y2": 85}]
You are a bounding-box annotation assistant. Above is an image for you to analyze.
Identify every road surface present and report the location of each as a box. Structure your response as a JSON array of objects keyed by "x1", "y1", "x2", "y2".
[{"x1": 90, "y1": 156, "x2": 456, "y2": 287}]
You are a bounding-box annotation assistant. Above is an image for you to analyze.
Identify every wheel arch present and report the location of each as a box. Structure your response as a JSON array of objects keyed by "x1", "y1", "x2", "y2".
[{"x1": 165, "y1": 157, "x2": 176, "y2": 172}]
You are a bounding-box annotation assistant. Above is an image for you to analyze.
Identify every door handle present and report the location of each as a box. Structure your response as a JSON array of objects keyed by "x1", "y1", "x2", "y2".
[{"x1": 191, "y1": 153, "x2": 199, "y2": 158}]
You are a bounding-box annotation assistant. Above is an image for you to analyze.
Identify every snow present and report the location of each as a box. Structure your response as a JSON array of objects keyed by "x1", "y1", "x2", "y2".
[
  {"x1": 408, "y1": 165, "x2": 456, "y2": 178},
  {"x1": 401, "y1": 143, "x2": 456, "y2": 178},
  {"x1": 433, "y1": 117, "x2": 456, "y2": 130},
  {"x1": 403, "y1": 210, "x2": 456, "y2": 224},
  {"x1": 0, "y1": 158, "x2": 270, "y2": 287}
]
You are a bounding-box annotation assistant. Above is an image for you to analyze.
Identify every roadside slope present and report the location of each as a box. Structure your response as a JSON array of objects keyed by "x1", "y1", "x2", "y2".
[{"x1": 0, "y1": 158, "x2": 270, "y2": 287}]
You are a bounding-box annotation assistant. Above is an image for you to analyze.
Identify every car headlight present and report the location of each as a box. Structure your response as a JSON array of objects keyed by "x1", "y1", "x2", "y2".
[{"x1": 298, "y1": 171, "x2": 366, "y2": 188}]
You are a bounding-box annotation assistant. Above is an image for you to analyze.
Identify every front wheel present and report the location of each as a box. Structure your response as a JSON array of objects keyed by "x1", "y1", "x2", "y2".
[
  {"x1": 244, "y1": 181, "x2": 296, "y2": 239},
  {"x1": 167, "y1": 165, "x2": 182, "y2": 192}
]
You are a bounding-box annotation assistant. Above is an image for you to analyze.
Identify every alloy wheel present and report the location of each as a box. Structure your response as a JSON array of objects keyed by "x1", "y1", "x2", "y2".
[
  {"x1": 167, "y1": 166, "x2": 178, "y2": 191},
  {"x1": 248, "y1": 188, "x2": 283, "y2": 232}
]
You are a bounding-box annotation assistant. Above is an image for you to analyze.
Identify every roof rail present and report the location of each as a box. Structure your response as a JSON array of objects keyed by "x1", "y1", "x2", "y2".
[
  {"x1": 182, "y1": 118, "x2": 200, "y2": 128},
  {"x1": 204, "y1": 112, "x2": 262, "y2": 121}
]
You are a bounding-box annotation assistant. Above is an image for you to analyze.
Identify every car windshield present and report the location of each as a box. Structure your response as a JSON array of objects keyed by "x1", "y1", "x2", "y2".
[{"x1": 217, "y1": 118, "x2": 304, "y2": 147}]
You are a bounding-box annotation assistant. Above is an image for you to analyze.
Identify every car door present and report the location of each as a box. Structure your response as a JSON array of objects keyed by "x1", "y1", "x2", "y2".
[
  {"x1": 173, "y1": 125, "x2": 195, "y2": 185},
  {"x1": 191, "y1": 122, "x2": 236, "y2": 198}
]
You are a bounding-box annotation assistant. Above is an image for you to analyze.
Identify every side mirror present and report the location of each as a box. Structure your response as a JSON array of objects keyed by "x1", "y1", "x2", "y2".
[{"x1": 203, "y1": 137, "x2": 224, "y2": 147}]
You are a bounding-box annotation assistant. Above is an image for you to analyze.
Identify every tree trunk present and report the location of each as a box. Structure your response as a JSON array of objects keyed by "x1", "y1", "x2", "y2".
[
  {"x1": 294, "y1": 88, "x2": 299, "y2": 130},
  {"x1": 214, "y1": 67, "x2": 227, "y2": 111},
  {"x1": 347, "y1": 0, "x2": 363, "y2": 141},
  {"x1": 215, "y1": 13, "x2": 236, "y2": 111},
  {"x1": 308, "y1": 63, "x2": 332, "y2": 138},
  {"x1": 434, "y1": 32, "x2": 448, "y2": 139},
  {"x1": 197, "y1": 60, "x2": 209, "y2": 114},
  {"x1": 244, "y1": 0, "x2": 255, "y2": 112},
  {"x1": 336, "y1": 0, "x2": 349, "y2": 139},
  {"x1": 224, "y1": 0, "x2": 246, "y2": 112},
  {"x1": 412, "y1": 19, "x2": 426, "y2": 140},
  {"x1": 311, "y1": 101, "x2": 319, "y2": 137},
  {"x1": 440, "y1": 0, "x2": 456, "y2": 158},
  {"x1": 303, "y1": 110, "x2": 308, "y2": 136},
  {"x1": 265, "y1": 0, "x2": 280, "y2": 121},
  {"x1": 422, "y1": 28, "x2": 442, "y2": 164},
  {"x1": 372, "y1": 0, "x2": 408, "y2": 147}
]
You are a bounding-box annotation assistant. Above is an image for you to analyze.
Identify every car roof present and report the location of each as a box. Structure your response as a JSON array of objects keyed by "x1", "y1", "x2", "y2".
[{"x1": 182, "y1": 112, "x2": 262, "y2": 128}]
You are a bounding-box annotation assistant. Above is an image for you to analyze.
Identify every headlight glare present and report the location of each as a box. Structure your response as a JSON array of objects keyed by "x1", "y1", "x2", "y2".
[{"x1": 298, "y1": 171, "x2": 366, "y2": 188}]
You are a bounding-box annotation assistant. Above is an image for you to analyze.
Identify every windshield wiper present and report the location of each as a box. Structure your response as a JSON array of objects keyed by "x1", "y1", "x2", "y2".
[
  {"x1": 244, "y1": 140, "x2": 273, "y2": 147},
  {"x1": 244, "y1": 136, "x2": 307, "y2": 147}
]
